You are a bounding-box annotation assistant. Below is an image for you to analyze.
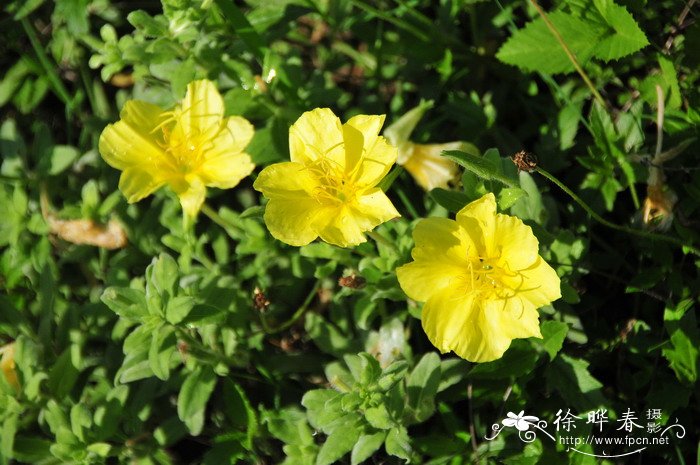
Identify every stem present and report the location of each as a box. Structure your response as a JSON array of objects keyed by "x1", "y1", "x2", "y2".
[
  {"x1": 529, "y1": 0, "x2": 607, "y2": 109},
  {"x1": 260, "y1": 281, "x2": 321, "y2": 334},
  {"x1": 367, "y1": 230, "x2": 399, "y2": 254},
  {"x1": 20, "y1": 18, "x2": 75, "y2": 111},
  {"x1": 535, "y1": 166, "x2": 700, "y2": 257},
  {"x1": 201, "y1": 203, "x2": 243, "y2": 234}
]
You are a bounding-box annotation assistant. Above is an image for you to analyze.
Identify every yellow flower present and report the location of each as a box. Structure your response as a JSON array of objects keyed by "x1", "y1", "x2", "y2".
[
  {"x1": 0, "y1": 342, "x2": 19, "y2": 391},
  {"x1": 396, "y1": 193, "x2": 561, "y2": 362},
  {"x1": 99, "y1": 79, "x2": 255, "y2": 218},
  {"x1": 384, "y1": 100, "x2": 476, "y2": 190},
  {"x1": 253, "y1": 108, "x2": 400, "y2": 247}
]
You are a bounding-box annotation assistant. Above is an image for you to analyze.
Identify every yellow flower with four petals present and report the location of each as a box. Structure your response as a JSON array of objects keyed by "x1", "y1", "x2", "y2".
[
  {"x1": 99, "y1": 79, "x2": 255, "y2": 218},
  {"x1": 254, "y1": 108, "x2": 400, "y2": 247},
  {"x1": 397, "y1": 193, "x2": 561, "y2": 362}
]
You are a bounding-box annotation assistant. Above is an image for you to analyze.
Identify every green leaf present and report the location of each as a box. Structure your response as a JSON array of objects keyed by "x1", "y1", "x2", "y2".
[
  {"x1": 662, "y1": 299, "x2": 699, "y2": 385},
  {"x1": 177, "y1": 367, "x2": 218, "y2": 435},
  {"x1": 315, "y1": 422, "x2": 361, "y2": 465},
  {"x1": 101, "y1": 287, "x2": 148, "y2": 320},
  {"x1": 429, "y1": 188, "x2": 472, "y2": 212},
  {"x1": 539, "y1": 321, "x2": 569, "y2": 360},
  {"x1": 590, "y1": 0, "x2": 649, "y2": 61},
  {"x1": 385, "y1": 426, "x2": 412, "y2": 461},
  {"x1": 147, "y1": 253, "x2": 179, "y2": 300},
  {"x1": 469, "y1": 340, "x2": 539, "y2": 379},
  {"x1": 406, "y1": 352, "x2": 441, "y2": 423},
  {"x1": 496, "y1": 12, "x2": 600, "y2": 74},
  {"x1": 166, "y1": 296, "x2": 195, "y2": 324},
  {"x1": 365, "y1": 405, "x2": 393, "y2": 430},
  {"x1": 222, "y1": 379, "x2": 258, "y2": 449},
  {"x1": 351, "y1": 431, "x2": 387, "y2": 465},
  {"x1": 443, "y1": 149, "x2": 518, "y2": 188},
  {"x1": 148, "y1": 325, "x2": 175, "y2": 381},
  {"x1": 545, "y1": 354, "x2": 605, "y2": 412},
  {"x1": 497, "y1": 187, "x2": 526, "y2": 210}
]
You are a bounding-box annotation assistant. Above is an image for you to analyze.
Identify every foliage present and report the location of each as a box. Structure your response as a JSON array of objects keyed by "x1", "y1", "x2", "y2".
[{"x1": 1, "y1": 0, "x2": 700, "y2": 464}]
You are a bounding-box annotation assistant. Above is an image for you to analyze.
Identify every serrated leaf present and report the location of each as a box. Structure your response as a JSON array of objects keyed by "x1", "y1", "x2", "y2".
[
  {"x1": 442, "y1": 149, "x2": 518, "y2": 188},
  {"x1": 496, "y1": 12, "x2": 600, "y2": 74},
  {"x1": 662, "y1": 300, "x2": 699, "y2": 385},
  {"x1": 591, "y1": 0, "x2": 648, "y2": 61}
]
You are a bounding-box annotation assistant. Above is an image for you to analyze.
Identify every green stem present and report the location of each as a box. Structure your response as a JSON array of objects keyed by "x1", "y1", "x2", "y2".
[
  {"x1": 201, "y1": 203, "x2": 243, "y2": 234},
  {"x1": 367, "y1": 230, "x2": 399, "y2": 254},
  {"x1": 260, "y1": 281, "x2": 321, "y2": 334},
  {"x1": 529, "y1": 0, "x2": 607, "y2": 109},
  {"x1": 535, "y1": 166, "x2": 700, "y2": 257},
  {"x1": 20, "y1": 18, "x2": 75, "y2": 111}
]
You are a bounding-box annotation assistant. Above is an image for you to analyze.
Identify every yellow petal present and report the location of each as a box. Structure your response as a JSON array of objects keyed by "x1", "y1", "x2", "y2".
[
  {"x1": 501, "y1": 257, "x2": 561, "y2": 309},
  {"x1": 411, "y1": 217, "x2": 477, "y2": 264},
  {"x1": 289, "y1": 108, "x2": 344, "y2": 166},
  {"x1": 0, "y1": 343, "x2": 19, "y2": 391},
  {"x1": 99, "y1": 101, "x2": 166, "y2": 170},
  {"x1": 177, "y1": 79, "x2": 225, "y2": 139},
  {"x1": 263, "y1": 196, "x2": 326, "y2": 246},
  {"x1": 397, "y1": 260, "x2": 465, "y2": 302},
  {"x1": 317, "y1": 205, "x2": 368, "y2": 247},
  {"x1": 118, "y1": 167, "x2": 166, "y2": 203},
  {"x1": 402, "y1": 142, "x2": 462, "y2": 191},
  {"x1": 493, "y1": 214, "x2": 539, "y2": 270},
  {"x1": 350, "y1": 188, "x2": 400, "y2": 230},
  {"x1": 172, "y1": 178, "x2": 206, "y2": 218},
  {"x1": 253, "y1": 162, "x2": 319, "y2": 198},
  {"x1": 350, "y1": 134, "x2": 397, "y2": 187},
  {"x1": 199, "y1": 116, "x2": 256, "y2": 188},
  {"x1": 456, "y1": 193, "x2": 497, "y2": 254},
  {"x1": 343, "y1": 114, "x2": 385, "y2": 169}
]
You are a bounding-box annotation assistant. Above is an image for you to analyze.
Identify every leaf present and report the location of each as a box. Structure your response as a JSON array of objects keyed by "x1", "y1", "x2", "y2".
[
  {"x1": 315, "y1": 422, "x2": 361, "y2": 465},
  {"x1": 545, "y1": 354, "x2": 606, "y2": 412},
  {"x1": 662, "y1": 299, "x2": 699, "y2": 385},
  {"x1": 429, "y1": 188, "x2": 473, "y2": 212},
  {"x1": 496, "y1": 12, "x2": 600, "y2": 74},
  {"x1": 177, "y1": 367, "x2": 218, "y2": 436},
  {"x1": 469, "y1": 340, "x2": 538, "y2": 379},
  {"x1": 351, "y1": 431, "x2": 387, "y2": 465},
  {"x1": 590, "y1": 0, "x2": 649, "y2": 61},
  {"x1": 148, "y1": 325, "x2": 175, "y2": 381},
  {"x1": 442, "y1": 149, "x2": 518, "y2": 188},
  {"x1": 166, "y1": 296, "x2": 195, "y2": 324},
  {"x1": 385, "y1": 426, "x2": 412, "y2": 461},
  {"x1": 539, "y1": 321, "x2": 569, "y2": 360},
  {"x1": 365, "y1": 405, "x2": 393, "y2": 430},
  {"x1": 101, "y1": 287, "x2": 148, "y2": 320},
  {"x1": 406, "y1": 352, "x2": 441, "y2": 423},
  {"x1": 222, "y1": 379, "x2": 258, "y2": 449}
]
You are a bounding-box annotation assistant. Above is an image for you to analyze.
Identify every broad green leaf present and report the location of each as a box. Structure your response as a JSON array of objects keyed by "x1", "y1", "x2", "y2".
[
  {"x1": 177, "y1": 367, "x2": 218, "y2": 435},
  {"x1": 365, "y1": 405, "x2": 393, "y2": 430},
  {"x1": 590, "y1": 0, "x2": 649, "y2": 61},
  {"x1": 545, "y1": 354, "x2": 605, "y2": 412},
  {"x1": 662, "y1": 299, "x2": 699, "y2": 385},
  {"x1": 148, "y1": 325, "x2": 175, "y2": 381},
  {"x1": 406, "y1": 352, "x2": 441, "y2": 423},
  {"x1": 101, "y1": 287, "x2": 148, "y2": 320},
  {"x1": 539, "y1": 321, "x2": 569, "y2": 360},
  {"x1": 315, "y1": 422, "x2": 361, "y2": 465},
  {"x1": 442, "y1": 149, "x2": 518, "y2": 188},
  {"x1": 385, "y1": 426, "x2": 412, "y2": 461},
  {"x1": 496, "y1": 12, "x2": 600, "y2": 74},
  {"x1": 430, "y1": 188, "x2": 472, "y2": 212},
  {"x1": 165, "y1": 296, "x2": 195, "y2": 324},
  {"x1": 469, "y1": 340, "x2": 538, "y2": 379},
  {"x1": 351, "y1": 431, "x2": 387, "y2": 465}
]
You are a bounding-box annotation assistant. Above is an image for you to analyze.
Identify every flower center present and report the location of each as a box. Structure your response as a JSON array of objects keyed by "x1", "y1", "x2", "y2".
[
  {"x1": 305, "y1": 157, "x2": 358, "y2": 205},
  {"x1": 154, "y1": 109, "x2": 215, "y2": 175},
  {"x1": 464, "y1": 256, "x2": 519, "y2": 300}
]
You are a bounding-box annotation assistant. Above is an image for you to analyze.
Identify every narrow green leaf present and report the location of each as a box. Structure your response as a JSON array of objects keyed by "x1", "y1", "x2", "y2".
[
  {"x1": 315, "y1": 423, "x2": 360, "y2": 465},
  {"x1": 442, "y1": 150, "x2": 518, "y2": 188},
  {"x1": 351, "y1": 431, "x2": 387, "y2": 465}
]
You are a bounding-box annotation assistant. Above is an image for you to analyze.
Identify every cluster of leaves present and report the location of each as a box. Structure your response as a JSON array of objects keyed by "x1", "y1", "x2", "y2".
[{"x1": 1, "y1": 0, "x2": 700, "y2": 464}]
